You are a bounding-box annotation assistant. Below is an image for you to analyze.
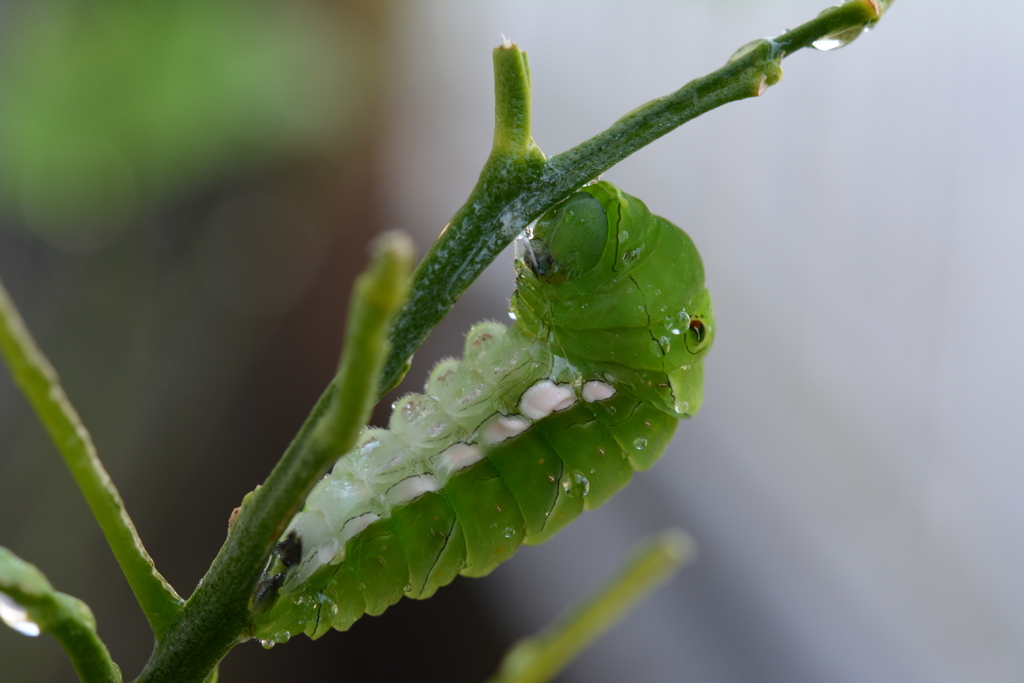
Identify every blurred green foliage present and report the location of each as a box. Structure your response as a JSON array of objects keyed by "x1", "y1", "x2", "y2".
[
  {"x1": 0, "y1": 0, "x2": 364, "y2": 249},
  {"x1": 0, "y1": 3, "x2": 383, "y2": 679}
]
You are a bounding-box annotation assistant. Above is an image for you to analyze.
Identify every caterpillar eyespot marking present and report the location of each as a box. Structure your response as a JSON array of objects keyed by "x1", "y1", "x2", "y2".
[{"x1": 251, "y1": 181, "x2": 715, "y2": 641}]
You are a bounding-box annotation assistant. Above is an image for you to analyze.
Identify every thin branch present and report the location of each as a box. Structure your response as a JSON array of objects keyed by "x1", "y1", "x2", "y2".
[
  {"x1": 487, "y1": 530, "x2": 696, "y2": 683},
  {"x1": 134, "y1": 233, "x2": 414, "y2": 683},
  {"x1": 1, "y1": 547, "x2": 123, "y2": 683},
  {"x1": 0, "y1": 278, "x2": 183, "y2": 638},
  {"x1": 378, "y1": 42, "x2": 546, "y2": 394}
]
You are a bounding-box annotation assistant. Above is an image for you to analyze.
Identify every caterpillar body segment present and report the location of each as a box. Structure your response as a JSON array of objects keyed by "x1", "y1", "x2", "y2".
[{"x1": 251, "y1": 182, "x2": 714, "y2": 643}]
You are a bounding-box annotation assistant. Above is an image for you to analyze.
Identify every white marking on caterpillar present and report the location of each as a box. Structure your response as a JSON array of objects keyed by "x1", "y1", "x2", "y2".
[
  {"x1": 433, "y1": 443, "x2": 484, "y2": 477},
  {"x1": 358, "y1": 437, "x2": 381, "y2": 454},
  {"x1": 338, "y1": 512, "x2": 380, "y2": 546},
  {"x1": 481, "y1": 415, "x2": 531, "y2": 445},
  {"x1": 582, "y1": 380, "x2": 616, "y2": 403},
  {"x1": 385, "y1": 474, "x2": 441, "y2": 505},
  {"x1": 317, "y1": 538, "x2": 340, "y2": 565},
  {"x1": 518, "y1": 380, "x2": 576, "y2": 420},
  {"x1": 287, "y1": 538, "x2": 339, "y2": 591},
  {"x1": 293, "y1": 510, "x2": 331, "y2": 554},
  {"x1": 286, "y1": 511, "x2": 333, "y2": 588},
  {"x1": 307, "y1": 479, "x2": 373, "y2": 529}
]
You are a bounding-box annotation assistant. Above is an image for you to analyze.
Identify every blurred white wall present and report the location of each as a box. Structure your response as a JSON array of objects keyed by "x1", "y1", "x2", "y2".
[{"x1": 383, "y1": 2, "x2": 1024, "y2": 682}]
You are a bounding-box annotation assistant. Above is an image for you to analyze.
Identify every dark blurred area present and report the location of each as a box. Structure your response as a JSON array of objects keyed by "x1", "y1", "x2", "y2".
[{"x1": 0, "y1": 1, "x2": 504, "y2": 680}]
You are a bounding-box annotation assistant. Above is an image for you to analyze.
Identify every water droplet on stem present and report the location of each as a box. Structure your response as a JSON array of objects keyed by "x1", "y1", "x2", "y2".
[{"x1": 0, "y1": 594, "x2": 40, "y2": 637}]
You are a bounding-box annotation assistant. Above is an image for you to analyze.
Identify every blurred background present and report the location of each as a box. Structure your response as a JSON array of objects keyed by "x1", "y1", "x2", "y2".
[{"x1": 1, "y1": 1, "x2": 1021, "y2": 682}]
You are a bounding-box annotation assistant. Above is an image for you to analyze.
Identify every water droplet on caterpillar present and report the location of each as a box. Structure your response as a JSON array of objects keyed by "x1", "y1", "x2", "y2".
[
  {"x1": 260, "y1": 639, "x2": 276, "y2": 650},
  {"x1": 401, "y1": 401, "x2": 425, "y2": 421},
  {"x1": 357, "y1": 437, "x2": 381, "y2": 455},
  {"x1": 316, "y1": 591, "x2": 334, "y2": 605},
  {"x1": 633, "y1": 437, "x2": 648, "y2": 450},
  {"x1": 562, "y1": 470, "x2": 590, "y2": 498},
  {"x1": 674, "y1": 400, "x2": 690, "y2": 415},
  {"x1": 502, "y1": 527, "x2": 517, "y2": 539}
]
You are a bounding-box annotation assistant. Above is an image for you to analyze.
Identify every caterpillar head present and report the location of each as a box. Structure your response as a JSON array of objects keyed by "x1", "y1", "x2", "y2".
[
  {"x1": 513, "y1": 181, "x2": 714, "y2": 408},
  {"x1": 526, "y1": 191, "x2": 608, "y2": 282}
]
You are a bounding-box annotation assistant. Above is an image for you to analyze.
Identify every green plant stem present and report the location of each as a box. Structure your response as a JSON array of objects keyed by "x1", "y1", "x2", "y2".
[
  {"x1": 1, "y1": 546, "x2": 122, "y2": 683},
  {"x1": 378, "y1": 0, "x2": 891, "y2": 397},
  {"x1": 378, "y1": 42, "x2": 546, "y2": 393},
  {"x1": 487, "y1": 530, "x2": 696, "y2": 683},
  {"x1": 775, "y1": 0, "x2": 892, "y2": 54},
  {"x1": 0, "y1": 278, "x2": 183, "y2": 639},
  {"x1": 134, "y1": 233, "x2": 414, "y2": 683}
]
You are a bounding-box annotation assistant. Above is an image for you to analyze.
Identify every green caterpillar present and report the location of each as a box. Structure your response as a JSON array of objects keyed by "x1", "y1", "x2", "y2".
[{"x1": 251, "y1": 181, "x2": 714, "y2": 643}]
